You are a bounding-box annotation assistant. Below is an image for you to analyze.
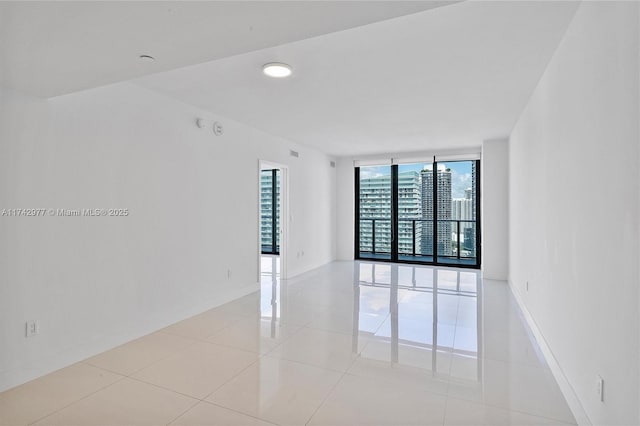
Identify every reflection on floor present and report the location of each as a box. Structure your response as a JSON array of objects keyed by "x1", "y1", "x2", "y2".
[
  {"x1": 261, "y1": 254, "x2": 280, "y2": 278},
  {"x1": 0, "y1": 259, "x2": 576, "y2": 426}
]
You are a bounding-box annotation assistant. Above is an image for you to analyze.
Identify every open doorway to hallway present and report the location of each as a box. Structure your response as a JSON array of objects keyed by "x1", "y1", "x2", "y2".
[
  {"x1": 260, "y1": 168, "x2": 280, "y2": 255},
  {"x1": 259, "y1": 161, "x2": 287, "y2": 280}
]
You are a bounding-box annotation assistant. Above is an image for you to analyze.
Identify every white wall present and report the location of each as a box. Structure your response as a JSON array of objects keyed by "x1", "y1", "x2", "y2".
[
  {"x1": 481, "y1": 138, "x2": 508, "y2": 280},
  {"x1": 335, "y1": 158, "x2": 354, "y2": 260},
  {"x1": 509, "y1": 2, "x2": 639, "y2": 424},
  {"x1": 0, "y1": 82, "x2": 336, "y2": 392}
]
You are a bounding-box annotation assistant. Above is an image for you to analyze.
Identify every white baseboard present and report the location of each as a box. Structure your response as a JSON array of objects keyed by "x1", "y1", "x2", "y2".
[
  {"x1": 287, "y1": 257, "x2": 334, "y2": 280},
  {"x1": 483, "y1": 274, "x2": 508, "y2": 281},
  {"x1": 508, "y1": 280, "x2": 592, "y2": 426}
]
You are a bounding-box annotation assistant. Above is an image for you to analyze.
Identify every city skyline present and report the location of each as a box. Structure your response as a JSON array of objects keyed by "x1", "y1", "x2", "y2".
[
  {"x1": 357, "y1": 162, "x2": 477, "y2": 260},
  {"x1": 361, "y1": 162, "x2": 473, "y2": 199}
]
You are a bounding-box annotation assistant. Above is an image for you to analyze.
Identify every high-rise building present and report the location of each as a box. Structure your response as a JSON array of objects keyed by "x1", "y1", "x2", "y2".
[
  {"x1": 452, "y1": 197, "x2": 473, "y2": 255},
  {"x1": 397, "y1": 171, "x2": 422, "y2": 255},
  {"x1": 260, "y1": 170, "x2": 280, "y2": 253},
  {"x1": 359, "y1": 172, "x2": 392, "y2": 253},
  {"x1": 469, "y1": 162, "x2": 477, "y2": 254},
  {"x1": 420, "y1": 165, "x2": 452, "y2": 256},
  {"x1": 452, "y1": 198, "x2": 473, "y2": 221},
  {"x1": 359, "y1": 170, "x2": 421, "y2": 254}
]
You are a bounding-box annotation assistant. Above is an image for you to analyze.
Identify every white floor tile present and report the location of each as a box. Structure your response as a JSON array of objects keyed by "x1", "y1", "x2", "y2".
[
  {"x1": 347, "y1": 355, "x2": 449, "y2": 396},
  {"x1": 162, "y1": 309, "x2": 246, "y2": 340},
  {"x1": 85, "y1": 331, "x2": 198, "y2": 375},
  {"x1": 305, "y1": 308, "x2": 387, "y2": 336},
  {"x1": 447, "y1": 358, "x2": 575, "y2": 423},
  {"x1": 269, "y1": 301, "x2": 328, "y2": 327},
  {"x1": 444, "y1": 397, "x2": 574, "y2": 425},
  {"x1": 268, "y1": 327, "x2": 368, "y2": 372},
  {"x1": 207, "y1": 357, "x2": 342, "y2": 426},
  {"x1": 132, "y1": 341, "x2": 258, "y2": 399},
  {"x1": 170, "y1": 401, "x2": 276, "y2": 426},
  {"x1": 207, "y1": 317, "x2": 301, "y2": 355},
  {"x1": 33, "y1": 378, "x2": 197, "y2": 426},
  {"x1": 308, "y1": 373, "x2": 447, "y2": 425},
  {"x1": 0, "y1": 363, "x2": 122, "y2": 426}
]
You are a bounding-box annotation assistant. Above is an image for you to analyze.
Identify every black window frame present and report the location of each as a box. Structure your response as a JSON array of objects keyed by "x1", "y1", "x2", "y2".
[{"x1": 354, "y1": 160, "x2": 481, "y2": 269}]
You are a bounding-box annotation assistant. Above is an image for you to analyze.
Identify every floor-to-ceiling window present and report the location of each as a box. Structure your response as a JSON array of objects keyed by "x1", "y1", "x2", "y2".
[
  {"x1": 436, "y1": 160, "x2": 479, "y2": 266},
  {"x1": 355, "y1": 159, "x2": 480, "y2": 268},
  {"x1": 261, "y1": 169, "x2": 280, "y2": 255},
  {"x1": 356, "y1": 165, "x2": 392, "y2": 261}
]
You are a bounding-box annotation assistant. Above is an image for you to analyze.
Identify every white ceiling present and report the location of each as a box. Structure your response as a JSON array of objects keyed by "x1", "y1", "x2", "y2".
[
  {"x1": 0, "y1": 1, "x2": 455, "y2": 97},
  {"x1": 136, "y1": 1, "x2": 579, "y2": 157},
  {"x1": 1, "y1": 1, "x2": 579, "y2": 157}
]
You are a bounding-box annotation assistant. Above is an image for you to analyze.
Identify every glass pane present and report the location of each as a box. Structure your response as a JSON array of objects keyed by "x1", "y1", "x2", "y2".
[
  {"x1": 418, "y1": 163, "x2": 436, "y2": 259},
  {"x1": 436, "y1": 161, "x2": 477, "y2": 266},
  {"x1": 260, "y1": 170, "x2": 273, "y2": 253},
  {"x1": 356, "y1": 161, "x2": 479, "y2": 267},
  {"x1": 397, "y1": 163, "x2": 429, "y2": 262},
  {"x1": 260, "y1": 169, "x2": 280, "y2": 255},
  {"x1": 275, "y1": 170, "x2": 280, "y2": 252},
  {"x1": 358, "y1": 165, "x2": 392, "y2": 260},
  {"x1": 434, "y1": 164, "x2": 453, "y2": 258}
]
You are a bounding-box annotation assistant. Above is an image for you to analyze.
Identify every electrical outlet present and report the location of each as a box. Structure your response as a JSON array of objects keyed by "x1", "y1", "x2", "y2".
[
  {"x1": 25, "y1": 320, "x2": 39, "y2": 337},
  {"x1": 227, "y1": 269, "x2": 232, "y2": 280},
  {"x1": 596, "y1": 375, "x2": 604, "y2": 402}
]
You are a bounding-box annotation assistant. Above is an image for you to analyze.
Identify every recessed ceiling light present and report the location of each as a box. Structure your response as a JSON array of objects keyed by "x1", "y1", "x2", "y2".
[
  {"x1": 263, "y1": 62, "x2": 292, "y2": 78},
  {"x1": 139, "y1": 54, "x2": 155, "y2": 63}
]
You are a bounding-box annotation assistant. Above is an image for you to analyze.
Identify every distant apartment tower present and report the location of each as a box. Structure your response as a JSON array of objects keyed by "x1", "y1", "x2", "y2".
[
  {"x1": 469, "y1": 161, "x2": 477, "y2": 253},
  {"x1": 397, "y1": 171, "x2": 422, "y2": 255},
  {"x1": 260, "y1": 170, "x2": 280, "y2": 253},
  {"x1": 420, "y1": 166, "x2": 452, "y2": 256},
  {"x1": 452, "y1": 191, "x2": 473, "y2": 255},
  {"x1": 471, "y1": 162, "x2": 476, "y2": 224},
  {"x1": 359, "y1": 170, "x2": 421, "y2": 254},
  {"x1": 359, "y1": 173, "x2": 391, "y2": 253},
  {"x1": 452, "y1": 197, "x2": 473, "y2": 221}
]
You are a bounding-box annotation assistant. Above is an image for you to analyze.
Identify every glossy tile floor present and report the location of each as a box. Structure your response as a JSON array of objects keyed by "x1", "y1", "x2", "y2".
[{"x1": 0, "y1": 256, "x2": 576, "y2": 426}]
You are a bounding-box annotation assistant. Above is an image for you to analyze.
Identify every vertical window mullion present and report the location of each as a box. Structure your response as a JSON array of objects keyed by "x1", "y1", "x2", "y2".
[
  {"x1": 475, "y1": 159, "x2": 481, "y2": 268},
  {"x1": 433, "y1": 157, "x2": 438, "y2": 264},
  {"x1": 272, "y1": 169, "x2": 277, "y2": 254},
  {"x1": 354, "y1": 167, "x2": 360, "y2": 259},
  {"x1": 391, "y1": 165, "x2": 399, "y2": 262}
]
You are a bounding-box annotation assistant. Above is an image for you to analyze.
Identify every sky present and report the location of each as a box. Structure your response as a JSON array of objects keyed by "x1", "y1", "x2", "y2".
[{"x1": 360, "y1": 161, "x2": 473, "y2": 199}]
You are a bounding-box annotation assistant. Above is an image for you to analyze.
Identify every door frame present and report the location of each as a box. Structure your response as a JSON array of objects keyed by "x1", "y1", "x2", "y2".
[
  {"x1": 260, "y1": 168, "x2": 280, "y2": 256},
  {"x1": 258, "y1": 160, "x2": 289, "y2": 280}
]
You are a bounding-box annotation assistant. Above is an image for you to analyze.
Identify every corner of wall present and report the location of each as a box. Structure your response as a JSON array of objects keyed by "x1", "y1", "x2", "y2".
[
  {"x1": 335, "y1": 157, "x2": 355, "y2": 261},
  {"x1": 481, "y1": 138, "x2": 509, "y2": 281}
]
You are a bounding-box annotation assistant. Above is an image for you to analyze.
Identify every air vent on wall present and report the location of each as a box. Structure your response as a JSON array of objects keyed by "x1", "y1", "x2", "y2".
[{"x1": 289, "y1": 150, "x2": 299, "y2": 158}]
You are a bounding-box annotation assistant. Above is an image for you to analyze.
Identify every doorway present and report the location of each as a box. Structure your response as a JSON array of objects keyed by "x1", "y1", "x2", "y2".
[
  {"x1": 258, "y1": 161, "x2": 288, "y2": 280},
  {"x1": 260, "y1": 168, "x2": 280, "y2": 255}
]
